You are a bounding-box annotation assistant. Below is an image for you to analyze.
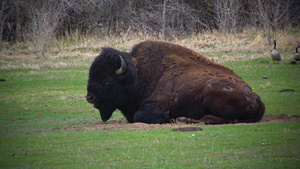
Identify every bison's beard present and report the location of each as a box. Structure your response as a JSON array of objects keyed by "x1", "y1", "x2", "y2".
[{"x1": 98, "y1": 106, "x2": 116, "y2": 122}]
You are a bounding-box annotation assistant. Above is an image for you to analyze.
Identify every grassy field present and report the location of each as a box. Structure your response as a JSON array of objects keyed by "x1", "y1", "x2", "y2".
[{"x1": 1, "y1": 33, "x2": 300, "y2": 168}]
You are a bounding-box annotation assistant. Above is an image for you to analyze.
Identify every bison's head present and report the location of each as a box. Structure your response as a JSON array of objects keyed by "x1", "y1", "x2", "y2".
[{"x1": 86, "y1": 48, "x2": 132, "y2": 122}]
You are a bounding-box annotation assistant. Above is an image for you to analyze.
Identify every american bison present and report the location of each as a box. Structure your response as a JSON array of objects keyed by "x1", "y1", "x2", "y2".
[{"x1": 86, "y1": 41, "x2": 265, "y2": 124}]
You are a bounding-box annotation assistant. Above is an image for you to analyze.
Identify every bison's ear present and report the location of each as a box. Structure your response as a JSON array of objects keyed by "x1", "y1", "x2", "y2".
[{"x1": 115, "y1": 55, "x2": 127, "y2": 75}]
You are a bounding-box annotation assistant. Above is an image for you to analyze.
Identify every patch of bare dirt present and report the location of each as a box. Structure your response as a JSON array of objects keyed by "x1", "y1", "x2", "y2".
[
  {"x1": 172, "y1": 127, "x2": 203, "y2": 132},
  {"x1": 62, "y1": 122, "x2": 203, "y2": 131},
  {"x1": 57, "y1": 113, "x2": 300, "y2": 131},
  {"x1": 260, "y1": 113, "x2": 300, "y2": 123},
  {"x1": 279, "y1": 89, "x2": 295, "y2": 92}
]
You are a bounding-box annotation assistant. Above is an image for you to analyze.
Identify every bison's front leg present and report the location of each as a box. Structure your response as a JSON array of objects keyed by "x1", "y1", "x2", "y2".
[{"x1": 133, "y1": 104, "x2": 170, "y2": 124}]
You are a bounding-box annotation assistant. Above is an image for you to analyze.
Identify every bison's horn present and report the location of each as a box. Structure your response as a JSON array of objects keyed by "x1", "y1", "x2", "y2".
[{"x1": 115, "y1": 55, "x2": 127, "y2": 75}]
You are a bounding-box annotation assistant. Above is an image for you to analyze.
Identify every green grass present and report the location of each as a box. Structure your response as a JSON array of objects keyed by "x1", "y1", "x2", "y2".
[
  {"x1": 1, "y1": 123, "x2": 299, "y2": 168},
  {"x1": 0, "y1": 54, "x2": 300, "y2": 168}
]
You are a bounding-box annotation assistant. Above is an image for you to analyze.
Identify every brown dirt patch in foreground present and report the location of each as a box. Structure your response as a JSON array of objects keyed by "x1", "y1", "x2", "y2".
[
  {"x1": 61, "y1": 113, "x2": 300, "y2": 131},
  {"x1": 260, "y1": 113, "x2": 300, "y2": 123}
]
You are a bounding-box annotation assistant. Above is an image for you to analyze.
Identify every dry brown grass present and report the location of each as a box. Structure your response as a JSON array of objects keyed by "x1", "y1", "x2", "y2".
[{"x1": 1, "y1": 29, "x2": 299, "y2": 70}]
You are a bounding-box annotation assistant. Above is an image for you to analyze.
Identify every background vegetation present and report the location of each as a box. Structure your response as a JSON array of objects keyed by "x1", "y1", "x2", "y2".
[{"x1": 1, "y1": 0, "x2": 300, "y2": 57}]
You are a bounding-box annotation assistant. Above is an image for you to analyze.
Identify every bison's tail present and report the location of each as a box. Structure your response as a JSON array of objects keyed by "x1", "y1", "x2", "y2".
[{"x1": 238, "y1": 97, "x2": 265, "y2": 123}]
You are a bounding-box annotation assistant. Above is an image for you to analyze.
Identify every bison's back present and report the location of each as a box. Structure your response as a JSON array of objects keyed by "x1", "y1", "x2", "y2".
[{"x1": 131, "y1": 40, "x2": 237, "y2": 81}]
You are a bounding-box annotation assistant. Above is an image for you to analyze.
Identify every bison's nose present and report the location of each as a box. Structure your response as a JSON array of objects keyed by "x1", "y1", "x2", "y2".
[{"x1": 86, "y1": 95, "x2": 95, "y2": 103}]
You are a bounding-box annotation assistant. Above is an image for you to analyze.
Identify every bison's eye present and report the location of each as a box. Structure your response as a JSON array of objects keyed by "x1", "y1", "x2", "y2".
[{"x1": 105, "y1": 81, "x2": 114, "y2": 91}]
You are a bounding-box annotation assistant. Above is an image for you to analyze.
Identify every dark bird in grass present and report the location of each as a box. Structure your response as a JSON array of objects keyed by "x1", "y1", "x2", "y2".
[
  {"x1": 294, "y1": 46, "x2": 300, "y2": 63},
  {"x1": 271, "y1": 40, "x2": 281, "y2": 63}
]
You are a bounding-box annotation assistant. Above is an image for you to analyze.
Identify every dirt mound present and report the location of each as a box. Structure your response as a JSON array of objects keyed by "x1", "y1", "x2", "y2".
[
  {"x1": 63, "y1": 122, "x2": 203, "y2": 131},
  {"x1": 260, "y1": 113, "x2": 300, "y2": 123},
  {"x1": 59, "y1": 113, "x2": 300, "y2": 131}
]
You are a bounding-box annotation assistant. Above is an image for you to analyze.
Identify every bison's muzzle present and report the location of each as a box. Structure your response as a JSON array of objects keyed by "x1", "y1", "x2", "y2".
[
  {"x1": 86, "y1": 95, "x2": 95, "y2": 103},
  {"x1": 86, "y1": 94, "x2": 99, "y2": 108}
]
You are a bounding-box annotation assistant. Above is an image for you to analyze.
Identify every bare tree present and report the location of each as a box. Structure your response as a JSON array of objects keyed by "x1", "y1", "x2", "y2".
[
  {"x1": 14, "y1": 0, "x2": 22, "y2": 41},
  {"x1": 214, "y1": 0, "x2": 229, "y2": 33},
  {"x1": 250, "y1": 0, "x2": 294, "y2": 44},
  {"x1": 214, "y1": 0, "x2": 247, "y2": 34},
  {"x1": 0, "y1": 0, "x2": 14, "y2": 50},
  {"x1": 162, "y1": 0, "x2": 167, "y2": 40},
  {"x1": 24, "y1": 0, "x2": 65, "y2": 58},
  {"x1": 121, "y1": 0, "x2": 211, "y2": 39}
]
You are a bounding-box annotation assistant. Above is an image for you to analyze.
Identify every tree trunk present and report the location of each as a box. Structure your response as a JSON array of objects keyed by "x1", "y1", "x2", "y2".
[
  {"x1": 15, "y1": 0, "x2": 22, "y2": 41},
  {"x1": 0, "y1": 1, "x2": 5, "y2": 50},
  {"x1": 162, "y1": 0, "x2": 167, "y2": 40}
]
